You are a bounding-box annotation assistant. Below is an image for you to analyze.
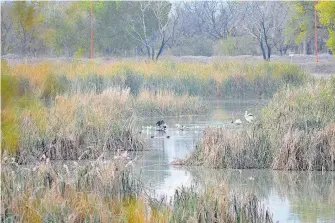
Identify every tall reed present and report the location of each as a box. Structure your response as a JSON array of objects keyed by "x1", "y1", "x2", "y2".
[
  {"x1": 184, "y1": 78, "x2": 335, "y2": 171},
  {"x1": 4, "y1": 59, "x2": 307, "y2": 98},
  {"x1": 1, "y1": 157, "x2": 273, "y2": 223}
]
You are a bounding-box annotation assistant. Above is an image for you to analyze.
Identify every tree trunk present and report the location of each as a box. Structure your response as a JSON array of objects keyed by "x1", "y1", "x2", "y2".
[
  {"x1": 156, "y1": 37, "x2": 166, "y2": 61},
  {"x1": 145, "y1": 45, "x2": 151, "y2": 59},
  {"x1": 259, "y1": 38, "x2": 267, "y2": 60},
  {"x1": 261, "y1": 21, "x2": 271, "y2": 60},
  {"x1": 151, "y1": 45, "x2": 155, "y2": 60}
]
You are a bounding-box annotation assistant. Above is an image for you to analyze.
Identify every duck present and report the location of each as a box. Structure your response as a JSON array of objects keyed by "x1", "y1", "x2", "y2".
[
  {"x1": 156, "y1": 120, "x2": 167, "y2": 131},
  {"x1": 232, "y1": 119, "x2": 242, "y2": 125},
  {"x1": 176, "y1": 124, "x2": 187, "y2": 131},
  {"x1": 244, "y1": 111, "x2": 254, "y2": 123}
]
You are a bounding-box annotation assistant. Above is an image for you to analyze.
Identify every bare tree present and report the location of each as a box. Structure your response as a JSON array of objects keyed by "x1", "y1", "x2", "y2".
[
  {"x1": 125, "y1": 1, "x2": 178, "y2": 61},
  {"x1": 243, "y1": 2, "x2": 289, "y2": 60},
  {"x1": 180, "y1": 2, "x2": 246, "y2": 40}
]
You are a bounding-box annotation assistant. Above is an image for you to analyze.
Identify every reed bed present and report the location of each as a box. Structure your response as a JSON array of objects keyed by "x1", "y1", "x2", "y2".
[
  {"x1": 3, "y1": 59, "x2": 307, "y2": 98},
  {"x1": 184, "y1": 78, "x2": 335, "y2": 171},
  {"x1": 1, "y1": 72, "x2": 206, "y2": 159},
  {"x1": 170, "y1": 186, "x2": 273, "y2": 223},
  {"x1": 1, "y1": 156, "x2": 143, "y2": 222},
  {"x1": 2, "y1": 58, "x2": 306, "y2": 159},
  {"x1": 1, "y1": 156, "x2": 273, "y2": 223},
  {"x1": 1, "y1": 79, "x2": 145, "y2": 162},
  {"x1": 187, "y1": 167, "x2": 335, "y2": 222},
  {"x1": 135, "y1": 89, "x2": 208, "y2": 116}
]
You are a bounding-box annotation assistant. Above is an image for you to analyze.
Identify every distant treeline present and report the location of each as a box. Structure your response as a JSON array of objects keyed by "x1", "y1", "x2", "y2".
[{"x1": 1, "y1": 1, "x2": 334, "y2": 59}]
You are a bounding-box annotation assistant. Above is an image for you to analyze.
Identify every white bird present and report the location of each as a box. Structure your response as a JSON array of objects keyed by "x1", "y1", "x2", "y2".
[
  {"x1": 63, "y1": 164, "x2": 70, "y2": 176},
  {"x1": 244, "y1": 111, "x2": 254, "y2": 123},
  {"x1": 121, "y1": 150, "x2": 128, "y2": 159},
  {"x1": 248, "y1": 176, "x2": 255, "y2": 181},
  {"x1": 234, "y1": 119, "x2": 242, "y2": 125},
  {"x1": 125, "y1": 160, "x2": 133, "y2": 168},
  {"x1": 142, "y1": 125, "x2": 153, "y2": 130}
]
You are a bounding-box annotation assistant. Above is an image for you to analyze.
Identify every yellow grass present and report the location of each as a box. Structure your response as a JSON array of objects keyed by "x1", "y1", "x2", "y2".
[{"x1": 4, "y1": 59, "x2": 299, "y2": 89}]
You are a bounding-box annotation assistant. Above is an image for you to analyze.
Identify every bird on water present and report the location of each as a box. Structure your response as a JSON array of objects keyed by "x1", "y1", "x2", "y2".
[{"x1": 244, "y1": 111, "x2": 254, "y2": 123}]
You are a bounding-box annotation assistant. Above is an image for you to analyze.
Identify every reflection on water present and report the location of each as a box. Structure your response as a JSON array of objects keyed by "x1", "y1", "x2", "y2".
[{"x1": 135, "y1": 100, "x2": 335, "y2": 223}]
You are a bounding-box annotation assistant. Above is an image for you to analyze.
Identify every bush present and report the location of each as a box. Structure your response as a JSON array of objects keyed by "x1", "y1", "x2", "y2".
[
  {"x1": 171, "y1": 36, "x2": 214, "y2": 56},
  {"x1": 213, "y1": 36, "x2": 259, "y2": 56}
]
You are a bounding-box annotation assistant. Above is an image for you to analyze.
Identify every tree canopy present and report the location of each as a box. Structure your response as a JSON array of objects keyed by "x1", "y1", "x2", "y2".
[{"x1": 1, "y1": 1, "x2": 334, "y2": 59}]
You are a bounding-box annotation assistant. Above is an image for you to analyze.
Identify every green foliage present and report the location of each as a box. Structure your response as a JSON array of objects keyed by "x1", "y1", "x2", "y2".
[
  {"x1": 286, "y1": 2, "x2": 315, "y2": 51},
  {"x1": 316, "y1": 1, "x2": 335, "y2": 54},
  {"x1": 124, "y1": 69, "x2": 143, "y2": 95},
  {"x1": 171, "y1": 36, "x2": 214, "y2": 56},
  {"x1": 213, "y1": 36, "x2": 258, "y2": 56},
  {"x1": 42, "y1": 73, "x2": 67, "y2": 100},
  {"x1": 1, "y1": 75, "x2": 45, "y2": 154},
  {"x1": 1, "y1": 75, "x2": 19, "y2": 109},
  {"x1": 9, "y1": 2, "x2": 45, "y2": 54},
  {"x1": 45, "y1": 3, "x2": 89, "y2": 56}
]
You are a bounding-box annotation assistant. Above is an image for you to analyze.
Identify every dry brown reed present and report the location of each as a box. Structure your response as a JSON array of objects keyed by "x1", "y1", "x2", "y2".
[
  {"x1": 185, "y1": 79, "x2": 335, "y2": 171},
  {"x1": 135, "y1": 89, "x2": 208, "y2": 116}
]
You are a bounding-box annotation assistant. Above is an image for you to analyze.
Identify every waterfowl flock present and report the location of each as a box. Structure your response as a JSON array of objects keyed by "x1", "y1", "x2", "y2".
[
  {"x1": 143, "y1": 111, "x2": 255, "y2": 138},
  {"x1": 141, "y1": 120, "x2": 202, "y2": 138}
]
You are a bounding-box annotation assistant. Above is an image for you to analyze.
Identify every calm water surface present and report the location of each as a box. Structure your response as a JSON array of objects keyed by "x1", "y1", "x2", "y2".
[{"x1": 135, "y1": 100, "x2": 335, "y2": 223}]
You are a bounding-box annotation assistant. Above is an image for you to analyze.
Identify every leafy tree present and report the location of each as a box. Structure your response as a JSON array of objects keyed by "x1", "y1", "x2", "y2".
[
  {"x1": 9, "y1": 2, "x2": 45, "y2": 55},
  {"x1": 316, "y1": 1, "x2": 335, "y2": 54},
  {"x1": 94, "y1": 2, "x2": 136, "y2": 56}
]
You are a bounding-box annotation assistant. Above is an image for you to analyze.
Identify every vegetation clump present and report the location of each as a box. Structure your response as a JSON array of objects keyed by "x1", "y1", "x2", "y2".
[
  {"x1": 1, "y1": 156, "x2": 273, "y2": 223},
  {"x1": 3, "y1": 59, "x2": 306, "y2": 160},
  {"x1": 135, "y1": 89, "x2": 209, "y2": 116},
  {"x1": 184, "y1": 78, "x2": 335, "y2": 171},
  {"x1": 5, "y1": 60, "x2": 308, "y2": 98},
  {"x1": 1, "y1": 69, "x2": 207, "y2": 160}
]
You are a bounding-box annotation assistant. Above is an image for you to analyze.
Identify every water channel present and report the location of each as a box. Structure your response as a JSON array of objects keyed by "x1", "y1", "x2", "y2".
[{"x1": 135, "y1": 100, "x2": 335, "y2": 223}]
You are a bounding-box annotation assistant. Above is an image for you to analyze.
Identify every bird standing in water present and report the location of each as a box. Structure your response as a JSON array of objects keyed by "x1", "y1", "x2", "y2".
[{"x1": 244, "y1": 111, "x2": 254, "y2": 123}]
